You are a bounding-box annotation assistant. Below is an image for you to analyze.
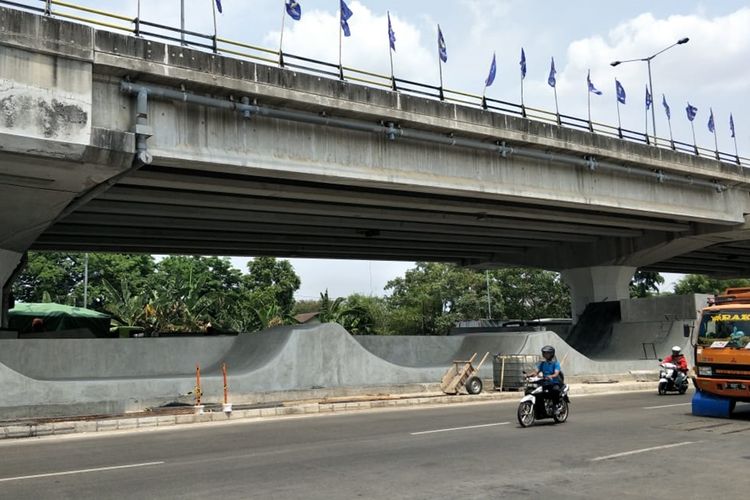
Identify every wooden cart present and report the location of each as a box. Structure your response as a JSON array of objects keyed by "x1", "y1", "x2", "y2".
[{"x1": 440, "y1": 352, "x2": 490, "y2": 395}]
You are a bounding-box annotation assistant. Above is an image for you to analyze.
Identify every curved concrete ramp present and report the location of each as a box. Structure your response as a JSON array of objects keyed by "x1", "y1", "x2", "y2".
[{"x1": 0, "y1": 323, "x2": 655, "y2": 419}]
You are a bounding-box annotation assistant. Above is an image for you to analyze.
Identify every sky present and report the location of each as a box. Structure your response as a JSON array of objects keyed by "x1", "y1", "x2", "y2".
[{"x1": 45, "y1": 0, "x2": 750, "y2": 298}]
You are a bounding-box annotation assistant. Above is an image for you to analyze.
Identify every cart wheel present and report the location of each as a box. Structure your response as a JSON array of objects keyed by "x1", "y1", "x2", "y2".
[{"x1": 466, "y1": 376, "x2": 482, "y2": 395}]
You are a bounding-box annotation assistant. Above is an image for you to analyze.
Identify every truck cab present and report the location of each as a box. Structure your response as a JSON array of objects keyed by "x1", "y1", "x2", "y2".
[{"x1": 693, "y1": 288, "x2": 750, "y2": 405}]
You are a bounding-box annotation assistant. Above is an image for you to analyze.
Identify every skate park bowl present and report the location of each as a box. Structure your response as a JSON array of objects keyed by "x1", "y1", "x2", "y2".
[{"x1": 0, "y1": 309, "x2": 693, "y2": 419}]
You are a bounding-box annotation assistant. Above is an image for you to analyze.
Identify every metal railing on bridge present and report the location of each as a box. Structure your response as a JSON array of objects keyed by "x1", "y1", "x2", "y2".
[{"x1": 3, "y1": 0, "x2": 748, "y2": 170}]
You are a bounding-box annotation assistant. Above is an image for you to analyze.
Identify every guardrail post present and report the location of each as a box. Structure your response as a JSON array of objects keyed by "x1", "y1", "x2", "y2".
[
  {"x1": 212, "y1": 35, "x2": 218, "y2": 54},
  {"x1": 617, "y1": 127, "x2": 623, "y2": 139},
  {"x1": 391, "y1": 77, "x2": 397, "y2": 92},
  {"x1": 44, "y1": 0, "x2": 51, "y2": 16},
  {"x1": 339, "y1": 64, "x2": 344, "y2": 81},
  {"x1": 439, "y1": 86, "x2": 444, "y2": 101},
  {"x1": 481, "y1": 96, "x2": 488, "y2": 110}
]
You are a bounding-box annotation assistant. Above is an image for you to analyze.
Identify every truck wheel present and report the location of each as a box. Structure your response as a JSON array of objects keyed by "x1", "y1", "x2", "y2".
[{"x1": 466, "y1": 376, "x2": 482, "y2": 395}]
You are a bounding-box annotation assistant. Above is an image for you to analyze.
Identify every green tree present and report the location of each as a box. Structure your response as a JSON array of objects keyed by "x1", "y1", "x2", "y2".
[
  {"x1": 629, "y1": 271, "x2": 665, "y2": 298},
  {"x1": 13, "y1": 252, "x2": 83, "y2": 304},
  {"x1": 385, "y1": 263, "x2": 571, "y2": 335},
  {"x1": 245, "y1": 257, "x2": 301, "y2": 316},
  {"x1": 674, "y1": 275, "x2": 750, "y2": 296}
]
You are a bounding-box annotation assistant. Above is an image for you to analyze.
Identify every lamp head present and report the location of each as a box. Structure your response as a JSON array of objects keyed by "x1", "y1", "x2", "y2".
[
  {"x1": 610, "y1": 61, "x2": 621, "y2": 67},
  {"x1": 677, "y1": 37, "x2": 689, "y2": 44}
]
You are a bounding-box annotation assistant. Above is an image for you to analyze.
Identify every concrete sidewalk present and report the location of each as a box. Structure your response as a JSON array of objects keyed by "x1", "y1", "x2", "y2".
[{"x1": 0, "y1": 380, "x2": 657, "y2": 440}]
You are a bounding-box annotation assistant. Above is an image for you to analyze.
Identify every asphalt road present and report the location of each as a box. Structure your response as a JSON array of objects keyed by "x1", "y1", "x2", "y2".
[{"x1": 1, "y1": 390, "x2": 749, "y2": 499}]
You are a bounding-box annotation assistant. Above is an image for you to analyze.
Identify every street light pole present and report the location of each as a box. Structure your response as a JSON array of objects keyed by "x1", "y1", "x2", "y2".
[{"x1": 610, "y1": 37, "x2": 689, "y2": 148}]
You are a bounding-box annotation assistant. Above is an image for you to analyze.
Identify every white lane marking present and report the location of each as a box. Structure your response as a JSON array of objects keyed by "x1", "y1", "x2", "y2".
[
  {"x1": 0, "y1": 461, "x2": 165, "y2": 483},
  {"x1": 590, "y1": 441, "x2": 696, "y2": 462},
  {"x1": 643, "y1": 403, "x2": 692, "y2": 410},
  {"x1": 411, "y1": 422, "x2": 510, "y2": 435}
]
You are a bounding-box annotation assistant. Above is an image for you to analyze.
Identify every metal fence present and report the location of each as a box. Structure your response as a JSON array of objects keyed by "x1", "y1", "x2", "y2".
[{"x1": 4, "y1": 0, "x2": 749, "y2": 169}]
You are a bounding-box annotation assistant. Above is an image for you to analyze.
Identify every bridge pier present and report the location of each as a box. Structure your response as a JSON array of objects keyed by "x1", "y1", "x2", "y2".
[
  {"x1": 561, "y1": 266, "x2": 636, "y2": 323},
  {"x1": 0, "y1": 250, "x2": 24, "y2": 329}
]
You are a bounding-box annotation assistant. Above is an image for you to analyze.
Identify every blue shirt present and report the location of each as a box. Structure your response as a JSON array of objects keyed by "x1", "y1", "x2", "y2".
[{"x1": 538, "y1": 359, "x2": 561, "y2": 383}]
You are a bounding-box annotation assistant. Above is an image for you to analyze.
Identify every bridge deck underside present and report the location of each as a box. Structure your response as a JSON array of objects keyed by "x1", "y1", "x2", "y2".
[
  {"x1": 643, "y1": 241, "x2": 750, "y2": 276},
  {"x1": 30, "y1": 163, "x2": 716, "y2": 271}
]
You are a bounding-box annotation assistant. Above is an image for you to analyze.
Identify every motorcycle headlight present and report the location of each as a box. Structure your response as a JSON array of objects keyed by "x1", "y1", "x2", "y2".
[{"x1": 698, "y1": 366, "x2": 713, "y2": 376}]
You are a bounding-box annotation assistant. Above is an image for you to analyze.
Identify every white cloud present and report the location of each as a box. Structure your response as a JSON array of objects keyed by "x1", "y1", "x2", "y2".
[
  {"x1": 555, "y1": 8, "x2": 750, "y2": 154},
  {"x1": 262, "y1": 2, "x2": 434, "y2": 83}
]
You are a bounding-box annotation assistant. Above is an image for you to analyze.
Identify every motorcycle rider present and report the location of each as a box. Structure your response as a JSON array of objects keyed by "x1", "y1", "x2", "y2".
[
  {"x1": 529, "y1": 345, "x2": 562, "y2": 409},
  {"x1": 662, "y1": 345, "x2": 688, "y2": 386}
]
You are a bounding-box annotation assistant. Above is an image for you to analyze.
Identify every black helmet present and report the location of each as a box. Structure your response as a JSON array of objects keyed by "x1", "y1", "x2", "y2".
[{"x1": 541, "y1": 345, "x2": 555, "y2": 358}]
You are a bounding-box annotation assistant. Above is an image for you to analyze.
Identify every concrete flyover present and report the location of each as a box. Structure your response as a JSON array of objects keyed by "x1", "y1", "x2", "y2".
[{"x1": 1, "y1": 5, "x2": 750, "y2": 319}]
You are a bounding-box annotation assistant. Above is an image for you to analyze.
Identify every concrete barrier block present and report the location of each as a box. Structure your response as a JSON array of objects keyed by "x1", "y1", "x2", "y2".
[
  {"x1": 156, "y1": 416, "x2": 177, "y2": 426},
  {"x1": 276, "y1": 407, "x2": 294, "y2": 416},
  {"x1": 117, "y1": 419, "x2": 137, "y2": 430},
  {"x1": 260, "y1": 408, "x2": 276, "y2": 417},
  {"x1": 74, "y1": 421, "x2": 98, "y2": 434},
  {"x1": 5, "y1": 425, "x2": 32, "y2": 439},
  {"x1": 52, "y1": 422, "x2": 77, "y2": 435},
  {"x1": 303, "y1": 405, "x2": 320, "y2": 414},
  {"x1": 136, "y1": 417, "x2": 158, "y2": 428},
  {"x1": 32, "y1": 424, "x2": 55, "y2": 437},
  {"x1": 318, "y1": 404, "x2": 333, "y2": 413},
  {"x1": 176, "y1": 415, "x2": 196, "y2": 425},
  {"x1": 210, "y1": 411, "x2": 230, "y2": 421},
  {"x1": 97, "y1": 420, "x2": 118, "y2": 432},
  {"x1": 240, "y1": 409, "x2": 262, "y2": 419}
]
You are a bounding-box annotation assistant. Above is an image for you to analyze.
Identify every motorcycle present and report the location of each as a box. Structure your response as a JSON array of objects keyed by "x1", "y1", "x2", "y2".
[
  {"x1": 658, "y1": 361, "x2": 689, "y2": 395},
  {"x1": 517, "y1": 375, "x2": 570, "y2": 427}
]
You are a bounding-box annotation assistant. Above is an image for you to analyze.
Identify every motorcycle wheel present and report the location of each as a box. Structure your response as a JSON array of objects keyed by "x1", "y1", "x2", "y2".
[
  {"x1": 678, "y1": 384, "x2": 688, "y2": 395},
  {"x1": 658, "y1": 381, "x2": 667, "y2": 395},
  {"x1": 517, "y1": 401, "x2": 535, "y2": 428},
  {"x1": 553, "y1": 400, "x2": 569, "y2": 424}
]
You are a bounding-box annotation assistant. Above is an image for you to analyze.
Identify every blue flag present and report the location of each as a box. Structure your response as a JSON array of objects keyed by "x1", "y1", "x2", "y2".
[
  {"x1": 730, "y1": 113, "x2": 736, "y2": 138},
  {"x1": 615, "y1": 79, "x2": 626, "y2": 104},
  {"x1": 520, "y1": 48, "x2": 526, "y2": 80},
  {"x1": 387, "y1": 12, "x2": 396, "y2": 51},
  {"x1": 548, "y1": 57, "x2": 556, "y2": 88},
  {"x1": 286, "y1": 0, "x2": 301, "y2": 21},
  {"x1": 438, "y1": 25, "x2": 447, "y2": 63},
  {"x1": 340, "y1": 0, "x2": 353, "y2": 37},
  {"x1": 587, "y1": 70, "x2": 602, "y2": 95},
  {"x1": 645, "y1": 85, "x2": 652, "y2": 110},
  {"x1": 686, "y1": 102, "x2": 698, "y2": 122},
  {"x1": 485, "y1": 52, "x2": 497, "y2": 87},
  {"x1": 662, "y1": 94, "x2": 671, "y2": 120},
  {"x1": 708, "y1": 108, "x2": 715, "y2": 133},
  {"x1": 215, "y1": 0, "x2": 222, "y2": 13}
]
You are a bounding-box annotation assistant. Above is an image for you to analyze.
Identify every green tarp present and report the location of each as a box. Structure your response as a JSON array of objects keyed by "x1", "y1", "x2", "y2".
[{"x1": 8, "y1": 303, "x2": 111, "y2": 337}]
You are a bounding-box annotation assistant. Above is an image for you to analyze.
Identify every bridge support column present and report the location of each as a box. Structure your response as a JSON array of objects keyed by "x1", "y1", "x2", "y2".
[
  {"x1": 0, "y1": 250, "x2": 24, "y2": 329},
  {"x1": 561, "y1": 266, "x2": 635, "y2": 323}
]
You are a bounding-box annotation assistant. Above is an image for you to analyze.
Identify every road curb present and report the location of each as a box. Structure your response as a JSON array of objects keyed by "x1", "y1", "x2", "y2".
[{"x1": 0, "y1": 382, "x2": 656, "y2": 440}]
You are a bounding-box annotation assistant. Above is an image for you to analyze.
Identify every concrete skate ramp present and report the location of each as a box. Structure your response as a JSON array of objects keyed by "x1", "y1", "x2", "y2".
[
  {"x1": 0, "y1": 323, "x2": 655, "y2": 419},
  {"x1": 355, "y1": 331, "x2": 653, "y2": 377}
]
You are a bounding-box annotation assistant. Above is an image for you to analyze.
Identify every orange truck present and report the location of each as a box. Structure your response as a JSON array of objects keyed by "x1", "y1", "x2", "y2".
[{"x1": 691, "y1": 287, "x2": 750, "y2": 417}]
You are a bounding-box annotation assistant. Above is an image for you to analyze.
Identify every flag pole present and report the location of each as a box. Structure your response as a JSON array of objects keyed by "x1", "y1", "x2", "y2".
[
  {"x1": 691, "y1": 121, "x2": 698, "y2": 155},
  {"x1": 211, "y1": 0, "x2": 218, "y2": 53},
  {"x1": 587, "y1": 85, "x2": 592, "y2": 132},
  {"x1": 338, "y1": 3, "x2": 344, "y2": 80},
  {"x1": 388, "y1": 12, "x2": 396, "y2": 91},
  {"x1": 553, "y1": 86, "x2": 560, "y2": 125},
  {"x1": 520, "y1": 74, "x2": 525, "y2": 117},
  {"x1": 135, "y1": 0, "x2": 141, "y2": 36},
  {"x1": 615, "y1": 79, "x2": 622, "y2": 139},
  {"x1": 180, "y1": 0, "x2": 186, "y2": 46},
  {"x1": 278, "y1": 2, "x2": 287, "y2": 67},
  {"x1": 733, "y1": 131, "x2": 740, "y2": 165},
  {"x1": 645, "y1": 92, "x2": 649, "y2": 145},
  {"x1": 712, "y1": 109, "x2": 719, "y2": 160},
  {"x1": 437, "y1": 25, "x2": 444, "y2": 101},
  {"x1": 667, "y1": 115, "x2": 674, "y2": 150}
]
